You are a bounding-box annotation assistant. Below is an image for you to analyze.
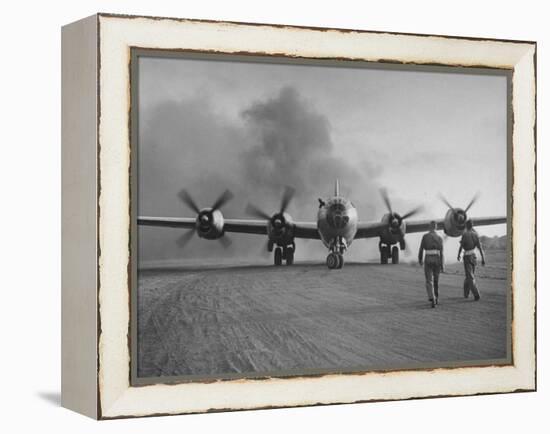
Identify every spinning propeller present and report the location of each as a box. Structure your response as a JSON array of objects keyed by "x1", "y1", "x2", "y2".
[
  {"x1": 380, "y1": 188, "x2": 424, "y2": 233},
  {"x1": 245, "y1": 186, "x2": 296, "y2": 254},
  {"x1": 245, "y1": 186, "x2": 295, "y2": 232},
  {"x1": 176, "y1": 189, "x2": 234, "y2": 248},
  {"x1": 439, "y1": 192, "x2": 480, "y2": 226},
  {"x1": 437, "y1": 192, "x2": 480, "y2": 240}
]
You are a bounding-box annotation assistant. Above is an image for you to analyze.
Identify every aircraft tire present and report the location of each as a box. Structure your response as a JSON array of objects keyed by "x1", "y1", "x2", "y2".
[
  {"x1": 274, "y1": 247, "x2": 283, "y2": 266},
  {"x1": 337, "y1": 253, "x2": 344, "y2": 269},
  {"x1": 391, "y1": 246, "x2": 399, "y2": 264},
  {"x1": 381, "y1": 246, "x2": 389, "y2": 264},
  {"x1": 286, "y1": 247, "x2": 294, "y2": 265},
  {"x1": 326, "y1": 253, "x2": 339, "y2": 269}
]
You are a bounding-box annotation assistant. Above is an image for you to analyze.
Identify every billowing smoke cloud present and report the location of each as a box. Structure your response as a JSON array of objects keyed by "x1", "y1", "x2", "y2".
[
  {"x1": 241, "y1": 87, "x2": 381, "y2": 207},
  {"x1": 138, "y1": 86, "x2": 385, "y2": 264}
]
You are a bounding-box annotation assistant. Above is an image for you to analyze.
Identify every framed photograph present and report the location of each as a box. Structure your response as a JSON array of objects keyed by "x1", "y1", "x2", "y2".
[{"x1": 61, "y1": 13, "x2": 536, "y2": 419}]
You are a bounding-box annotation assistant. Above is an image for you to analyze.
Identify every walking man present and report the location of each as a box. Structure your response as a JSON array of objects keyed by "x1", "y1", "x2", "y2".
[
  {"x1": 457, "y1": 219, "x2": 485, "y2": 301},
  {"x1": 418, "y1": 221, "x2": 444, "y2": 308}
]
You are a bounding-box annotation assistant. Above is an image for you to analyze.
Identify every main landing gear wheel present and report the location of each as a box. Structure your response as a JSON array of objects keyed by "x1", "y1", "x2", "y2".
[
  {"x1": 391, "y1": 246, "x2": 399, "y2": 264},
  {"x1": 380, "y1": 246, "x2": 389, "y2": 264},
  {"x1": 274, "y1": 247, "x2": 282, "y2": 266},
  {"x1": 285, "y1": 247, "x2": 294, "y2": 266},
  {"x1": 327, "y1": 253, "x2": 344, "y2": 269}
]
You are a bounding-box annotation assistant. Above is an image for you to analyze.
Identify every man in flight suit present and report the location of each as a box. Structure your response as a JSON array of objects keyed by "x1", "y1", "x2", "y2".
[
  {"x1": 418, "y1": 221, "x2": 444, "y2": 308},
  {"x1": 457, "y1": 219, "x2": 485, "y2": 301}
]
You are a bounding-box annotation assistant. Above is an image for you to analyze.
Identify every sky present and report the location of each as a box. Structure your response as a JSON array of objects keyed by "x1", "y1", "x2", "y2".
[{"x1": 137, "y1": 54, "x2": 508, "y2": 263}]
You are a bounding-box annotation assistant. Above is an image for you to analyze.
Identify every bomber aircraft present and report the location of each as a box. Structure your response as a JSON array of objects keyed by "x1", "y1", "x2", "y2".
[{"x1": 138, "y1": 180, "x2": 507, "y2": 269}]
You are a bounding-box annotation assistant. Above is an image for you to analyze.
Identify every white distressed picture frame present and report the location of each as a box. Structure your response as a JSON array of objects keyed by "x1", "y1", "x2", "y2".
[{"x1": 61, "y1": 13, "x2": 536, "y2": 419}]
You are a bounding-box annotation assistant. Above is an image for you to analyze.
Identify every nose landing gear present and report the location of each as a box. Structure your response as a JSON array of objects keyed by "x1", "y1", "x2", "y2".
[
  {"x1": 326, "y1": 236, "x2": 346, "y2": 269},
  {"x1": 326, "y1": 252, "x2": 344, "y2": 269}
]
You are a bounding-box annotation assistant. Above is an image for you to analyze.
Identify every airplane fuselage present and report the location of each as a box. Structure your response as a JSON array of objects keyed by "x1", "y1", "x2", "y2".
[{"x1": 317, "y1": 195, "x2": 358, "y2": 252}]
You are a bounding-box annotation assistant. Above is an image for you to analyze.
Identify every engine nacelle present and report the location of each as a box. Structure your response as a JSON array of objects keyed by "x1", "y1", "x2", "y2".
[
  {"x1": 267, "y1": 212, "x2": 294, "y2": 244},
  {"x1": 379, "y1": 212, "x2": 406, "y2": 245},
  {"x1": 443, "y1": 208, "x2": 467, "y2": 237},
  {"x1": 196, "y1": 208, "x2": 225, "y2": 240}
]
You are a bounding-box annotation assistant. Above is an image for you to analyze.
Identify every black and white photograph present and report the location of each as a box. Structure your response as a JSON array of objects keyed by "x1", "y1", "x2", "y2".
[
  {"x1": 2, "y1": 0, "x2": 543, "y2": 429},
  {"x1": 133, "y1": 52, "x2": 510, "y2": 382}
]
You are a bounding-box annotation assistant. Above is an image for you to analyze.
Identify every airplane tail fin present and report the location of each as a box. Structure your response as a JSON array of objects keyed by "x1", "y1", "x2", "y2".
[{"x1": 334, "y1": 179, "x2": 340, "y2": 197}]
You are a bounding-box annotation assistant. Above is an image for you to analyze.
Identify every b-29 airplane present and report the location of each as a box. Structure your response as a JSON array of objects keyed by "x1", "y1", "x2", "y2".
[{"x1": 138, "y1": 180, "x2": 506, "y2": 269}]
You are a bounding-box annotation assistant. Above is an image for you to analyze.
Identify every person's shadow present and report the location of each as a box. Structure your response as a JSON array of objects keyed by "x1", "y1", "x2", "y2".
[{"x1": 37, "y1": 391, "x2": 61, "y2": 406}]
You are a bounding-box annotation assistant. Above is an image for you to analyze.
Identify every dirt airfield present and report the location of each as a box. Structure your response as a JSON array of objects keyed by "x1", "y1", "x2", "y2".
[{"x1": 137, "y1": 250, "x2": 509, "y2": 380}]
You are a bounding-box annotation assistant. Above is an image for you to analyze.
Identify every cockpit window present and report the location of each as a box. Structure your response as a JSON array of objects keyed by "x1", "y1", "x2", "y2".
[{"x1": 331, "y1": 203, "x2": 346, "y2": 212}]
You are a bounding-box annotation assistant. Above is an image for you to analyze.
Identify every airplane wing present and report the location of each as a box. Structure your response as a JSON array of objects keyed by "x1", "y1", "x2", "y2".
[
  {"x1": 138, "y1": 217, "x2": 196, "y2": 229},
  {"x1": 138, "y1": 217, "x2": 321, "y2": 238},
  {"x1": 293, "y1": 222, "x2": 321, "y2": 239},
  {"x1": 354, "y1": 216, "x2": 507, "y2": 239},
  {"x1": 138, "y1": 217, "x2": 268, "y2": 234},
  {"x1": 468, "y1": 216, "x2": 508, "y2": 227},
  {"x1": 224, "y1": 219, "x2": 268, "y2": 235},
  {"x1": 354, "y1": 222, "x2": 390, "y2": 239},
  {"x1": 404, "y1": 216, "x2": 507, "y2": 235}
]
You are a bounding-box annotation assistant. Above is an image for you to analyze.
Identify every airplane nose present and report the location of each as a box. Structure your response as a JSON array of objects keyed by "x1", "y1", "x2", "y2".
[{"x1": 328, "y1": 212, "x2": 349, "y2": 229}]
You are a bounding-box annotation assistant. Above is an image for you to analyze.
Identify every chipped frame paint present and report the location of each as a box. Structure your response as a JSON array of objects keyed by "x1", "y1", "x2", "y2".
[{"x1": 92, "y1": 13, "x2": 536, "y2": 419}]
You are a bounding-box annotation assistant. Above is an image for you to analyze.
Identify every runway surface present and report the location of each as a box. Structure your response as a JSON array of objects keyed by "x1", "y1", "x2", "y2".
[{"x1": 136, "y1": 250, "x2": 509, "y2": 379}]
